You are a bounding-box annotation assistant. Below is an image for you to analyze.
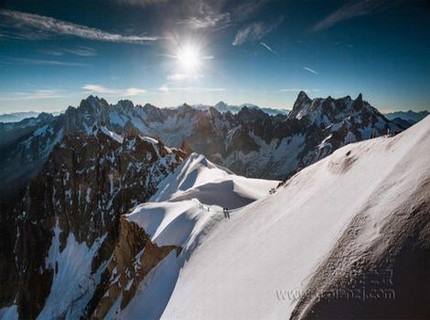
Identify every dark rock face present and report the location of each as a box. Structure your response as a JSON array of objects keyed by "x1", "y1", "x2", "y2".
[{"x1": 0, "y1": 130, "x2": 185, "y2": 318}]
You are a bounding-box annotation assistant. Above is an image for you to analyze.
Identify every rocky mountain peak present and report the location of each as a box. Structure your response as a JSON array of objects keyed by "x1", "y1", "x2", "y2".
[
  {"x1": 237, "y1": 105, "x2": 268, "y2": 122},
  {"x1": 78, "y1": 95, "x2": 109, "y2": 116},
  {"x1": 214, "y1": 101, "x2": 228, "y2": 110},
  {"x1": 207, "y1": 106, "x2": 222, "y2": 118},
  {"x1": 288, "y1": 91, "x2": 312, "y2": 119},
  {"x1": 36, "y1": 112, "x2": 55, "y2": 122},
  {"x1": 352, "y1": 93, "x2": 364, "y2": 110},
  {"x1": 116, "y1": 99, "x2": 135, "y2": 110},
  {"x1": 297, "y1": 90, "x2": 310, "y2": 101}
]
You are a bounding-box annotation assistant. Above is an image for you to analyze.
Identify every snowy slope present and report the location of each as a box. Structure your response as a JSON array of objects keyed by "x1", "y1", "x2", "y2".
[
  {"x1": 120, "y1": 116, "x2": 430, "y2": 319},
  {"x1": 126, "y1": 153, "x2": 279, "y2": 248}
]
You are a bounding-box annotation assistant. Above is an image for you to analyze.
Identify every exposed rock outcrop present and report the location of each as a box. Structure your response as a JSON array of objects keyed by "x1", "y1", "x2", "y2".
[
  {"x1": 91, "y1": 217, "x2": 180, "y2": 319},
  {"x1": 0, "y1": 129, "x2": 186, "y2": 318}
]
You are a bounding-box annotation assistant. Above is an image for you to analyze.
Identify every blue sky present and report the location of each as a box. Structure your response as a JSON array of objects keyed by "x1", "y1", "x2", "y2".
[{"x1": 0, "y1": 0, "x2": 429, "y2": 113}]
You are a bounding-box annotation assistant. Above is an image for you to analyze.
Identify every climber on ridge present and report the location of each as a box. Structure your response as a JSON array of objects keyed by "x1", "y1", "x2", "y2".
[{"x1": 223, "y1": 207, "x2": 230, "y2": 219}]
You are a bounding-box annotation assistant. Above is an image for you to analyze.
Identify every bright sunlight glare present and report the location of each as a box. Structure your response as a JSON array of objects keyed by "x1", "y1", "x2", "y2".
[{"x1": 176, "y1": 45, "x2": 201, "y2": 73}]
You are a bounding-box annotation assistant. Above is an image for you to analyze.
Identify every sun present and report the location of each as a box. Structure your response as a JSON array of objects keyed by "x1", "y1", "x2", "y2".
[{"x1": 176, "y1": 45, "x2": 201, "y2": 73}]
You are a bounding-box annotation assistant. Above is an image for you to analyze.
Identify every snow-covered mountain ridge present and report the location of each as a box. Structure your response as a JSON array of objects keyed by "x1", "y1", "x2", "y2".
[{"x1": 114, "y1": 115, "x2": 429, "y2": 319}]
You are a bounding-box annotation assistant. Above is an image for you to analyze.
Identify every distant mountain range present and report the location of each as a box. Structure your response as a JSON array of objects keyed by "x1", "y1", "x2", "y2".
[
  {"x1": 0, "y1": 111, "x2": 63, "y2": 123},
  {"x1": 0, "y1": 92, "x2": 403, "y2": 203},
  {"x1": 191, "y1": 101, "x2": 290, "y2": 116},
  {"x1": 384, "y1": 110, "x2": 429, "y2": 126},
  {"x1": 0, "y1": 104, "x2": 287, "y2": 124},
  {"x1": 4, "y1": 105, "x2": 429, "y2": 125},
  {"x1": 0, "y1": 111, "x2": 40, "y2": 123}
]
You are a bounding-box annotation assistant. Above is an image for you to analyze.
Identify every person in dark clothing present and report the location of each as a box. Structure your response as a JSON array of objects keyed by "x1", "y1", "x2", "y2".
[{"x1": 225, "y1": 208, "x2": 230, "y2": 219}]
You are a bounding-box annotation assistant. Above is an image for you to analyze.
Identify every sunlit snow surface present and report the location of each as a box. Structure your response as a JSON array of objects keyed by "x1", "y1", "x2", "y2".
[{"x1": 120, "y1": 116, "x2": 429, "y2": 319}]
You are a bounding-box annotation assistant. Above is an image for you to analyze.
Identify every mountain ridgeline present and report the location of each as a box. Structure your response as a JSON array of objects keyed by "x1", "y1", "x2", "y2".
[{"x1": 0, "y1": 91, "x2": 402, "y2": 202}]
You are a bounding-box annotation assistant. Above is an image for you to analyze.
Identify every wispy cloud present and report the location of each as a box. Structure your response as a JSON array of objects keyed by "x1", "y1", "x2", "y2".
[
  {"x1": 44, "y1": 46, "x2": 98, "y2": 57},
  {"x1": 0, "y1": 89, "x2": 68, "y2": 101},
  {"x1": 167, "y1": 73, "x2": 188, "y2": 81},
  {"x1": 83, "y1": 84, "x2": 146, "y2": 96},
  {"x1": 0, "y1": 57, "x2": 89, "y2": 67},
  {"x1": 158, "y1": 84, "x2": 169, "y2": 92},
  {"x1": 230, "y1": 0, "x2": 268, "y2": 21},
  {"x1": 0, "y1": 9, "x2": 159, "y2": 43},
  {"x1": 233, "y1": 16, "x2": 284, "y2": 46},
  {"x1": 303, "y1": 66, "x2": 318, "y2": 75},
  {"x1": 177, "y1": 0, "x2": 269, "y2": 31},
  {"x1": 260, "y1": 41, "x2": 278, "y2": 55},
  {"x1": 312, "y1": 0, "x2": 395, "y2": 32},
  {"x1": 158, "y1": 85, "x2": 225, "y2": 92},
  {"x1": 178, "y1": 13, "x2": 232, "y2": 30},
  {"x1": 167, "y1": 73, "x2": 204, "y2": 81},
  {"x1": 176, "y1": 0, "x2": 232, "y2": 31}
]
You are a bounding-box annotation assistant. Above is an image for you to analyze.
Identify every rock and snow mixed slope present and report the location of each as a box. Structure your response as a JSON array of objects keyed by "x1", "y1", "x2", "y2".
[
  {"x1": 0, "y1": 129, "x2": 186, "y2": 319},
  {"x1": 115, "y1": 116, "x2": 429, "y2": 319}
]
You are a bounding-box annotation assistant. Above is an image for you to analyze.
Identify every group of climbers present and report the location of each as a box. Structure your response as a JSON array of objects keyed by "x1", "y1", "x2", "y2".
[{"x1": 198, "y1": 202, "x2": 230, "y2": 219}]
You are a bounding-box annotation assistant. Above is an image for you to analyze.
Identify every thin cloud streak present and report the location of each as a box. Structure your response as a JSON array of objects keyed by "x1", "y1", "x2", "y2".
[
  {"x1": 260, "y1": 42, "x2": 278, "y2": 55},
  {"x1": 43, "y1": 46, "x2": 98, "y2": 57},
  {"x1": 0, "y1": 57, "x2": 89, "y2": 67},
  {"x1": 280, "y1": 88, "x2": 321, "y2": 92},
  {"x1": 231, "y1": 0, "x2": 268, "y2": 21},
  {"x1": 313, "y1": 0, "x2": 394, "y2": 32},
  {"x1": 178, "y1": 13, "x2": 232, "y2": 31},
  {"x1": 0, "y1": 89, "x2": 68, "y2": 101},
  {"x1": 176, "y1": 0, "x2": 269, "y2": 31},
  {"x1": 233, "y1": 16, "x2": 284, "y2": 46},
  {"x1": 158, "y1": 85, "x2": 225, "y2": 92},
  {"x1": 0, "y1": 9, "x2": 159, "y2": 43},
  {"x1": 167, "y1": 73, "x2": 188, "y2": 81},
  {"x1": 83, "y1": 84, "x2": 146, "y2": 96},
  {"x1": 303, "y1": 67, "x2": 318, "y2": 75},
  {"x1": 62, "y1": 46, "x2": 98, "y2": 57},
  {"x1": 167, "y1": 73, "x2": 205, "y2": 81}
]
